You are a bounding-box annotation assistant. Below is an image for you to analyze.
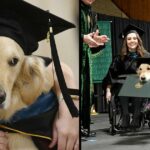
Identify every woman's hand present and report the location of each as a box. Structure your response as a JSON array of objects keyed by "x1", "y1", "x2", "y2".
[
  {"x1": 49, "y1": 62, "x2": 79, "y2": 150},
  {"x1": 49, "y1": 101, "x2": 79, "y2": 150},
  {"x1": 0, "y1": 131, "x2": 8, "y2": 150},
  {"x1": 106, "y1": 88, "x2": 111, "y2": 102}
]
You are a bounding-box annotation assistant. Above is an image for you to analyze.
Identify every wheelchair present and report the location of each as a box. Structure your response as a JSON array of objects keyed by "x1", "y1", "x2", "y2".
[
  {"x1": 108, "y1": 92, "x2": 150, "y2": 135},
  {"x1": 105, "y1": 73, "x2": 150, "y2": 135}
]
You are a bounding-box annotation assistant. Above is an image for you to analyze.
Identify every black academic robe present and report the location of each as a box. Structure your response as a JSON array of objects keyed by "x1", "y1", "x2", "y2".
[
  {"x1": 0, "y1": 91, "x2": 58, "y2": 150},
  {"x1": 103, "y1": 51, "x2": 150, "y2": 96}
]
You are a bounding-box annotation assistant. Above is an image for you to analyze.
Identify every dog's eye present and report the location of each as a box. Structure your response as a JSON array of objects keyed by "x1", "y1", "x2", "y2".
[
  {"x1": 8, "y1": 58, "x2": 19, "y2": 66},
  {"x1": 139, "y1": 68, "x2": 142, "y2": 70},
  {"x1": 148, "y1": 67, "x2": 150, "y2": 70}
]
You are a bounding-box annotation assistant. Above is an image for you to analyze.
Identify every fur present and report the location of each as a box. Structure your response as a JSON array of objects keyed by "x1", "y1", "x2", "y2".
[
  {"x1": 137, "y1": 63, "x2": 150, "y2": 82},
  {"x1": 0, "y1": 36, "x2": 54, "y2": 150}
]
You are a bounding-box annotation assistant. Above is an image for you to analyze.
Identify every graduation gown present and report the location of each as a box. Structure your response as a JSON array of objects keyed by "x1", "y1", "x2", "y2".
[
  {"x1": 81, "y1": 2, "x2": 93, "y2": 131},
  {"x1": 0, "y1": 91, "x2": 58, "y2": 150},
  {"x1": 81, "y1": 1, "x2": 106, "y2": 131},
  {"x1": 103, "y1": 51, "x2": 150, "y2": 96}
]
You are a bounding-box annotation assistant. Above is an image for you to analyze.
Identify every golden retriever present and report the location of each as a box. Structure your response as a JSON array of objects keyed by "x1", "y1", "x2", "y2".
[
  {"x1": 137, "y1": 63, "x2": 150, "y2": 82},
  {"x1": 0, "y1": 36, "x2": 58, "y2": 150}
]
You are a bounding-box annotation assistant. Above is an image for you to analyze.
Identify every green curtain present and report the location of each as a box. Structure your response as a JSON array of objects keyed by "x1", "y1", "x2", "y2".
[{"x1": 91, "y1": 21, "x2": 112, "y2": 83}]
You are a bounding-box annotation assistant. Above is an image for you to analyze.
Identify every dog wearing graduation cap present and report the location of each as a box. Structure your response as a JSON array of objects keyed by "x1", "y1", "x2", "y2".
[
  {"x1": 0, "y1": 0, "x2": 77, "y2": 150},
  {"x1": 136, "y1": 58, "x2": 150, "y2": 82}
]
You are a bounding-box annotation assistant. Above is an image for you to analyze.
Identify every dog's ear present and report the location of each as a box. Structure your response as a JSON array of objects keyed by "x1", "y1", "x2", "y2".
[
  {"x1": 20, "y1": 56, "x2": 45, "y2": 82},
  {"x1": 35, "y1": 56, "x2": 52, "y2": 66},
  {"x1": 17, "y1": 56, "x2": 53, "y2": 94}
]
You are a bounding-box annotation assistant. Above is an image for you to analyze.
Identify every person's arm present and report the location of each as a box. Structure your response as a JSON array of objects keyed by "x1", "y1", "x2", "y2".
[
  {"x1": 106, "y1": 85, "x2": 112, "y2": 102},
  {"x1": 0, "y1": 131, "x2": 8, "y2": 150},
  {"x1": 49, "y1": 62, "x2": 79, "y2": 150},
  {"x1": 103, "y1": 72, "x2": 112, "y2": 102}
]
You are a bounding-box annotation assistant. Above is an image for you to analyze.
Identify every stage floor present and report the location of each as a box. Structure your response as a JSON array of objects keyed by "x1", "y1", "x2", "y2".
[{"x1": 82, "y1": 113, "x2": 150, "y2": 150}]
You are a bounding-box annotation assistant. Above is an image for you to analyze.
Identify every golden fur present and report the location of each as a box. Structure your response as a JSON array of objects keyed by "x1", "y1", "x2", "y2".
[
  {"x1": 0, "y1": 36, "x2": 55, "y2": 150},
  {"x1": 137, "y1": 63, "x2": 150, "y2": 82}
]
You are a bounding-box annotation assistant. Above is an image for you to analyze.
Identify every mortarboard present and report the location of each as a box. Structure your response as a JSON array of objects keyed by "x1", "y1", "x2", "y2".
[
  {"x1": 120, "y1": 24, "x2": 145, "y2": 39},
  {"x1": 135, "y1": 57, "x2": 150, "y2": 67},
  {"x1": 0, "y1": 0, "x2": 75, "y2": 55},
  {"x1": 0, "y1": 0, "x2": 78, "y2": 117}
]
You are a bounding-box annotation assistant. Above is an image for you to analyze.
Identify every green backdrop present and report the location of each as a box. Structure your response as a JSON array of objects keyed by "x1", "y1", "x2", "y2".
[{"x1": 91, "y1": 21, "x2": 112, "y2": 83}]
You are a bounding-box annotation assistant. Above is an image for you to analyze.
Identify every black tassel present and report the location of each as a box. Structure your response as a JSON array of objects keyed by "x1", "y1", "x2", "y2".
[{"x1": 48, "y1": 21, "x2": 79, "y2": 117}]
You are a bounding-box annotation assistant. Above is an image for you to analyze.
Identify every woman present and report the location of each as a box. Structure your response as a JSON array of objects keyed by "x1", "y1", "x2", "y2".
[{"x1": 105, "y1": 24, "x2": 150, "y2": 129}]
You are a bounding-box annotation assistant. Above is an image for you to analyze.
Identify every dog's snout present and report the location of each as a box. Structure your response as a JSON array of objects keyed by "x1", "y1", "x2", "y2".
[
  {"x1": 0, "y1": 89, "x2": 6, "y2": 104},
  {"x1": 141, "y1": 77, "x2": 146, "y2": 81}
]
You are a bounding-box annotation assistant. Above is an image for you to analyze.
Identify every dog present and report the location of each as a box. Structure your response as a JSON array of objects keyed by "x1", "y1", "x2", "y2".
[
  {"x1": 137, "y1": 63, "x2": 150, "y2": 83},
  {"x1": 0, "y1": 36, "x2": 58, "y2": 149}
]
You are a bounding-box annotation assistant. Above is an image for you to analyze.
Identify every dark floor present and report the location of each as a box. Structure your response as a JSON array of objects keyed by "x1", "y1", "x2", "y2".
[{"x1": 81, "y1": 113, "x2": 150, "y2": 150}]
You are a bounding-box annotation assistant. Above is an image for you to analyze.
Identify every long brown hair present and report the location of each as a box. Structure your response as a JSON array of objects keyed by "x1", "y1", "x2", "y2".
[{"x1": 120, "y1": 33, "x2": 146, "y2": 60}]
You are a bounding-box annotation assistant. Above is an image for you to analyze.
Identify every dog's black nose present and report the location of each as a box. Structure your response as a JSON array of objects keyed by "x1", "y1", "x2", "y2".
[
  {"x1": 141, "y1": 77, "x2": 146, "y2": 81},
  {"x1": 0, "y1": 90, "x2": 6, "y2": 104}
]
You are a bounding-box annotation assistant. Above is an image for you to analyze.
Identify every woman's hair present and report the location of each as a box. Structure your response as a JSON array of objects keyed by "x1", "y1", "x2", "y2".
[{"x1": 120, "y1": 32, "x2": 146, "y2": 60}]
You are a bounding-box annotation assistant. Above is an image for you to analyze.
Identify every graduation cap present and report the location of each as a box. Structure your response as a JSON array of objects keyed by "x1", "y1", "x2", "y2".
[
  {"x1": 0, "y1": 0, "x2": 78, "y2": 117},
  {"x1": 120, "y1": 24, "x2": 145, "y2": 39},
  {"x1": 135, "y1": 57, "x2": 150, "y2": 67},
  {"x1": 0, "y1": 0, "x2": 75, "y2": 55}
]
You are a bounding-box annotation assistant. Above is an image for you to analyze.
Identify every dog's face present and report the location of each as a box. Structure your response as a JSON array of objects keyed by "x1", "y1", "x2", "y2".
[
  {"x1": 0, "y1": 37, "x2": 24, "y2": 107},
  {"x1": 0, "y1": 36, "x2": 53, "y2": 109},
  {"x1": 137, "y1": 63, "x2": 150, "y2": 82}
]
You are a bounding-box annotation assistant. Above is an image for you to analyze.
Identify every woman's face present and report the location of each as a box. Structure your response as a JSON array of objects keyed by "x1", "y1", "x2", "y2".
[
  {"x1": 82, "y1": 0, "x2": 95, "y2": 5},
  {"x1": 126, "y1": 33, "x2": 138, "y2": 51}
]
